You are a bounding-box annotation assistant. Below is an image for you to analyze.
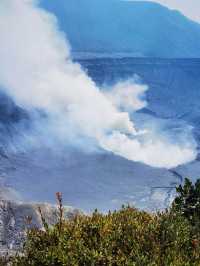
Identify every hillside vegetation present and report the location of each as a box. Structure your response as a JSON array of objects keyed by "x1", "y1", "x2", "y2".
[
  {"x1": 41, "y1": 0, "x2": 200, "y2": 57},
  {"x1": 3, "y1": 178, "x2": 200, "y2": 266}
]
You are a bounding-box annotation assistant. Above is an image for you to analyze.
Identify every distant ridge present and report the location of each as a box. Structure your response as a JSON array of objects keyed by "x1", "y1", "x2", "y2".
[{"x1": 40, "y1": 0, "x2": 200, "y2": 58}]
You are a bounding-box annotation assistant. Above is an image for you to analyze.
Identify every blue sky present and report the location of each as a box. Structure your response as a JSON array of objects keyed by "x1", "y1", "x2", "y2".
[{"x1": 124, "y1": 0, "x2": 200, "y2": 23}]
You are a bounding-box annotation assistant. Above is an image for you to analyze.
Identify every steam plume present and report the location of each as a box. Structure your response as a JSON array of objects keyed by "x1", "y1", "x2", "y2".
[{"x1": 0, "y1": 0, "x2": 197, "y2": 168}]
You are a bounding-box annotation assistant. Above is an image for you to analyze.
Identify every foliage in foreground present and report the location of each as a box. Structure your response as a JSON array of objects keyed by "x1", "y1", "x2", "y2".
[{"x1": 7, "y1": 179, "x2": 200, "y2": 265}]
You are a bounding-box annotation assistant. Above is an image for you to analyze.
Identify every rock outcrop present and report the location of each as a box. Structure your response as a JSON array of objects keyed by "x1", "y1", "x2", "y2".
[{"x1": 0, "y1": 200, "x2": 79, "y2": 256}]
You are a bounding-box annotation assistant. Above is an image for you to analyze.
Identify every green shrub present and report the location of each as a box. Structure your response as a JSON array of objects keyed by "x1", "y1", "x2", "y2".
[
  {"x1": 0, "y1": 256, "x2": 10, "y2": 266},
  {"x1": 173, "y1": 178, "x2": 200, "y2": 226},
  {"x1": 11, "y1": 190, "x2": 200, "y2": 266}
]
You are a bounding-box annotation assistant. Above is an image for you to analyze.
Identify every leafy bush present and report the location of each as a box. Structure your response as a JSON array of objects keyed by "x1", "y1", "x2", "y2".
[
  {"x1": 11, "y1": 186, "x2": 200, "y2": 266},
  {"x1": 0, "y1": 256, "x2": 10, "y2": 266},
  {"x1": 173, "y1": 178, "x2": 200, "y2": 225}
]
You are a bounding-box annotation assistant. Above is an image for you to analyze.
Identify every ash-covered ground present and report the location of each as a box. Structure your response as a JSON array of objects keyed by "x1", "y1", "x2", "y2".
[{"x1": 0, "y1": 58, "x2": 200, "y2": 212}]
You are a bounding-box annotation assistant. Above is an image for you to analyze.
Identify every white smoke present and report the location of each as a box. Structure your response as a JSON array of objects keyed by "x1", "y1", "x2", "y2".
[
  {"x1": 0, "y1": 0, "x2": 197, "y2": 168},
  {"x1": 104, "y1": 79, "x2": 148, "y2": 112}
]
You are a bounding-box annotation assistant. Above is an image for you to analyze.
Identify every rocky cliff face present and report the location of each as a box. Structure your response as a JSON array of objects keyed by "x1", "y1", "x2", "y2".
[{"x1": 0, "y1": 200, "x2": 79, "y2": 256}]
